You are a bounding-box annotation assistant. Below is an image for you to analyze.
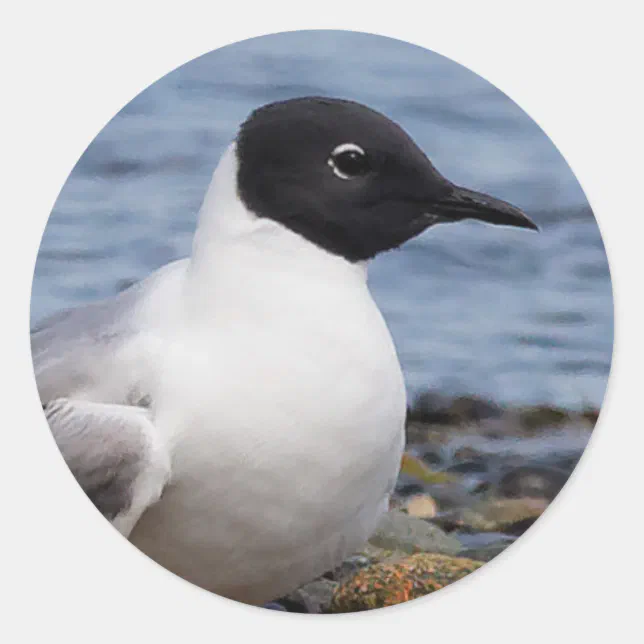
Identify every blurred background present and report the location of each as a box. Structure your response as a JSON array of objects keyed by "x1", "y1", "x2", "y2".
[{"x1": 31, "y1": 30, "x2": 613, "y2": 411}]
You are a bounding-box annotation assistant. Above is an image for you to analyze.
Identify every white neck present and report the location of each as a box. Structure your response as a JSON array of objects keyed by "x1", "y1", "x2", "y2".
[{"x1": 188, "y1": 143, "x2": 369, "y2": 290}]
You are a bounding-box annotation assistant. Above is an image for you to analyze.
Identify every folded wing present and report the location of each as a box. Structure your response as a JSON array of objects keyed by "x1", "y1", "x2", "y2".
[{"x1": 44, "y1": 398, "x2": 170, "y2": 536}]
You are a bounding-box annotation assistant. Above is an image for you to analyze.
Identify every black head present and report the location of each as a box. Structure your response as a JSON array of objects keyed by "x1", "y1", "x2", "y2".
[{"x1": 236, "y1": 97, "x2": 537, "y2": 262}]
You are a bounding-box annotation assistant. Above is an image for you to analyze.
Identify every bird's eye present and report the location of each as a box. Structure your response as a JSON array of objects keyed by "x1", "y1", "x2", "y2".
[{"x1": 328, "y1": 143, "x2": 370, "y2": 180}]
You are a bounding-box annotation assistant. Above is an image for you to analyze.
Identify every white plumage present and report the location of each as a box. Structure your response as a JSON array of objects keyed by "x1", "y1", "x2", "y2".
[
  {"x1": 34, "y1": 96, "x2": 534, "y2": 605},
  {"x1": 34, "y1": 144, "x2": 406, "y2": 604}
]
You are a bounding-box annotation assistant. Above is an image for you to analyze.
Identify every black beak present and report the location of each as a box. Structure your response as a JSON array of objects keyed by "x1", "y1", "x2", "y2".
[{"x1": 431, "y1": 184, "x2": 538, "y2": 231}]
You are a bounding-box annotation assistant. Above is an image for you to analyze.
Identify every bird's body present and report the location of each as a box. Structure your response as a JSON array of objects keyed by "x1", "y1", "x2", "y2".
[
  {"x1": 34, "y1": 145, "x2": 406, "y2": 603},
  {"x1": 32, "y1": 97, "x2": 535, "y2": 605}
]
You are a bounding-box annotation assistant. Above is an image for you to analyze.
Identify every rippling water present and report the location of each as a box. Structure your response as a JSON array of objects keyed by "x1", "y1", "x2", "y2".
[{"x1": 31, "y1": 31, "x2": 613, "y2": 409}]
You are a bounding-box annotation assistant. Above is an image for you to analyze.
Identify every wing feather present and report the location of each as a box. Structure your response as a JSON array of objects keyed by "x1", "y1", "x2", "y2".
[{"x1": 44, "y1": 399, "x2": 170, "y2": 535}]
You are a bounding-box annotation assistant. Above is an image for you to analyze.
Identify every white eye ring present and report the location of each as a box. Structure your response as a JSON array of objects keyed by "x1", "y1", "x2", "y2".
[{"x1": 327, "y1": 142, "x2": 366, "y2": 180}]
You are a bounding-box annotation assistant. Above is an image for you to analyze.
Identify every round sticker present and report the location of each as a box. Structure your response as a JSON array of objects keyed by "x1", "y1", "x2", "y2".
[{"x1": 31, "y1": 31, "x2": 612, "y2": 612}]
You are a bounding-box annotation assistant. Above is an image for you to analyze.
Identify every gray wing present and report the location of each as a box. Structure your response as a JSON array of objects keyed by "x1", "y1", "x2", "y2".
[
  {"x1": 31, "y1": 280, "x2": 149, "y2": 405},
  {"x1": 32, "y1": 263, "x2": 184, "y2": 534},
  {"x1": 31, "y1": 260, "x2": 187, "y2": 405},
  {"x1": 45, "y1": 398, "x2": 170, "y2": 536}
]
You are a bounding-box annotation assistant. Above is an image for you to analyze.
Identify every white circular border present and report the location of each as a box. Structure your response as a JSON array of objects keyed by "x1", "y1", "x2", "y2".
[{"x1": 3, "y1": 2, "x2": 641, "y2": 642}]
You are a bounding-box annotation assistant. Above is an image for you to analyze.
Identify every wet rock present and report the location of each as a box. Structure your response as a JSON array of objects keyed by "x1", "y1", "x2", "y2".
[
  {"x1": 450, "y1": 396, "x2": 504, "y2": 424},
  {"x1": 446, "y1": 459, "x2": 489, "y2": 475},
  {"x1": 281, "y1": 544, "x2": 414, "y2": 612},
  {"x1": 450, "y1": 526, "x2": 520, "y2": 562},
  {"x1": 497, "y1": 465, "x2": 568, "y2": 500},
  {"x1": 323, "y1": 554, "x2": 373, "y2": 582},
  {"x1": 478, "y1": 497, "x2": 549, "y2": 525},
  {"x1": 369, "y1": 510, "x2": 461, "y2": 556},
  {"x1": 433, "y1": 508, "x2": 495, "y2": 533},
  {"x1": 422, "y1": 482, "x2": 478, "y2": 512},
  {"x1": 459, "y1": 537, "x2": 514, "y2": 562},
  {"x1": 456, "y1": 531, "x2": 515, "y2": 550},
  {"x1": 394, "y1": 479, "x2": 425, "y2": 498},
  {"x1": 452, "y1": 445, "x2": 487, "y2": 462},
  {"x1": 547, "y1": 452, "x2": 583, "y2": 473},
  {"x1": 417, "y1": 445, "x2": 444, "y2": 467},
  {"x1": 469, "y1": 480, "x2": 492, "y2": 496},
  {"x1": 406, "y1": 391, "x2": 598, "y2": 443},
  {"x1": 408, "y1": 392, "x2": 502, "y2": 426},
  {"x1": 280, "y1": 578, "x2": 338, "y2": 614},
  {"x1": 432, "y1": 497, "x2": 548, "y2": 534},
  {"x1": 518, "y1": 406, "x2": 570, "y2": 431},
  {"x1": 405, "y1": 420, "x2": 432, "y2": 444},
  {"x1": 581, "y1": 408, "x2": 599, "y2": 426},
  {"x1": 329, "y1": 553, "x2": 483, "y2": 612},
  {"x1": 500, "y1": 516, "x2": 540, "y2": 536},
  {"x1": 402, "y1": 494, "x2": 438, "y2": 519},
  {"x1": 408, "y1": 391, "x2": 456, "y2": 424}
]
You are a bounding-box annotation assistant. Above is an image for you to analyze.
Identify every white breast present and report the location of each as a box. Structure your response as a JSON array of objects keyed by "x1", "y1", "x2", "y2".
[{"x1": 129, "y1": 145, "x2": 407, "y2": 604}]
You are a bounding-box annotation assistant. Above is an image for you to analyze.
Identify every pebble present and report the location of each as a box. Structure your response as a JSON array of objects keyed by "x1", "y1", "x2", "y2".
[
  {"x1": 403, "y1": 494, "x2": 438, "y2": 519},
  {"x1": 369, "y1": 509, "x2": 461, "y2": 555},
  {"x1": 497, "y1": 465, "x2": 568, "y2": 500}
]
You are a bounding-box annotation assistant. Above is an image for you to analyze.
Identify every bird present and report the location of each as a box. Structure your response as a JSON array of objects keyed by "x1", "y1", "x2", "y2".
[{"x1": 32, "y1": 96, "x2": 537, "y2": 606}]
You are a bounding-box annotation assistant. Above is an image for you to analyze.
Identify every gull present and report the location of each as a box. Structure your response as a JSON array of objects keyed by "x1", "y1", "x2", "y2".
[{"x1": 32, "y1": 97, "x2": 536, "y2": 605}]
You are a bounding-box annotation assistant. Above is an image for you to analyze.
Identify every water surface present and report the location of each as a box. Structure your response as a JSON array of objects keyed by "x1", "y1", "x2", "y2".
[{"x1": 31, "y1": 31, "x2": 613, "y2": 409}]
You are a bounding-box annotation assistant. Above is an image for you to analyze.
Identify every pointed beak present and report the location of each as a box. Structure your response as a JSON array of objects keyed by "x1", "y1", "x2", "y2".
[{"x1": 430, "y1": 184, "x2": 538, "y2": 231}]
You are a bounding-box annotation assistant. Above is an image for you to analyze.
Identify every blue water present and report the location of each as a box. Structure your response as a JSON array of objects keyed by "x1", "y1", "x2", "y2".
[{"x1": 31, "y1": 31, "x2": 613, "y2": 409}]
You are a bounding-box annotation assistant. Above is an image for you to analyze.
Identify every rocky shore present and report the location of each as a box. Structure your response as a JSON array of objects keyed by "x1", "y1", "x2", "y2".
[{"x1": 273, "y1": 392, "x2": 596, "y2": 613}]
